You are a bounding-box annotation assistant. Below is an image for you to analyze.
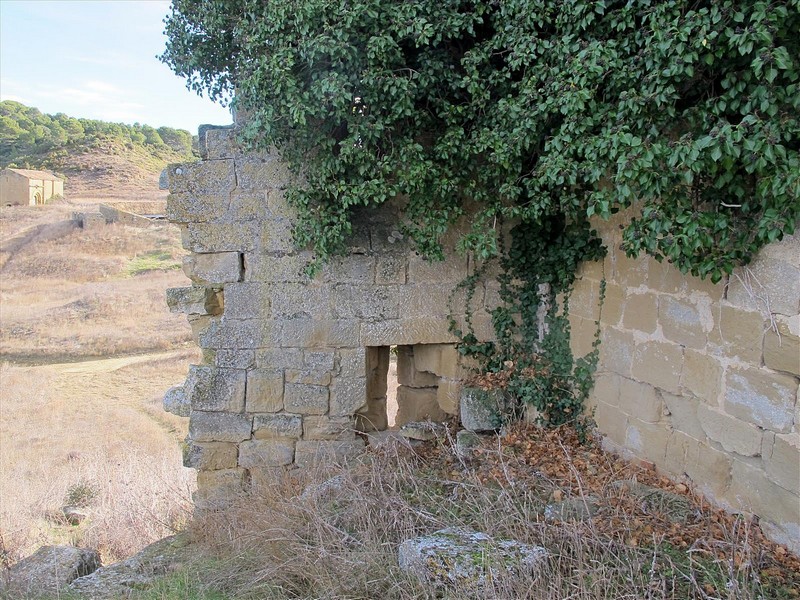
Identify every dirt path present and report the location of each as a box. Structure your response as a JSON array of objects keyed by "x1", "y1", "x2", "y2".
[{"x1": 48, "y1": 350, "x2": 186, "y2": 374}]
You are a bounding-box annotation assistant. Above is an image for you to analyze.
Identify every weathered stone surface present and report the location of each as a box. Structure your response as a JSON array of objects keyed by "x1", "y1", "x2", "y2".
[
  {"x1": 332, "y1": 285, "x2": 399, "y2": 320},
  {"x1": 631, "y1": 341, "x2": 683, "y2": 394},
  {"x1": 697, "y1": 405, "x2": 762, "y2": 457},
  {"x1": 398, "y1": 527, "x2": 548, "y2": 589},
  {"x1": 184, "y1": 442, "x2": 238, "y2": 470},
  {"x1": 235, "y1": 155, "x2": 292, "y2": 190},
  {"x1": 256, "y1": 347, "x2": 304, "y2": 370},
  {"x1": 625, "y1": 419, "x2": 669, "y2": 465},
  {"x1": 716, "y1": 305, "x2": 765, "y2": 363},
  {"x1": 253, "y1": 413, "x2": 303, "y2": 440},
  {"x1": 279, "y1": 319, "x2": 360, "y2": 348},
  {"x1": 303, "y1": 415, "x2": 356, "y2": 441},
  {"x1": 246, "y1": 369, "x2": 284, "y2": 413},
  {"x1": 166, "y1": 286, "x2": 221, "y2": 316},
  {"x1": 621, "y1": 292, "x2": 657, "y2": 333},
  {"x1": 284, "y1": 383, "x2": 329, "y2": 415},
  {"x1": 593, "y1": 401, "x2": 627, "y2": 447},
  {"x1": 201, "y1": 125, "x2": 236, "y2": 160},
  {"x1": 223, "y1": 282, "x2": 267, "y2": 319},
  {"x1": 661, "y1": 392, "x2": 705, "y2": 441},
  {"x1": 617, "y1": 377, "x2": 662, "y2": 423},
  {"x1": 69, "y1": 535, "x2": 192, "y2": 599},
  {"x1": 356, "y1": 396, "x2": 388, "y2": 432},
  {"x1": 598, "y1": 328, "x2": 636, "y2": 377},
  {"x1": 167, "y1": 192, "x2": 228, "y2": 223},
  {"x1": 659, "y1": 296, "x2": 710, "y2": 348},
  {"x1": 680, "y1": 350, "x2": 722, "y2": 402},
  {"x1": 215, "y1": 348, "x2": 255, "y2": 369},
  {"x1": 436, "y1": 379, "x2": 461, "y2": 415},
  {"x1": 375, "y1": 255, "x2": 407, "y2": 284},
  {"x1": 195, "y1": 468, "x2": 246, "y2": 500},
  {"x1": 181, "y1": 221, "x2": 260, "y2": 253},
  {"x1": 294, "y1": 439, "x2": 365, "y2": 466},
  {"x1": 163, "y1": 385, "x2": 189, "y2": 417},
  {"x1": 460, "y1": 387, "x2": 507, "y2": 432},
  {"x1": 330, "y1": 377, "x2": 368, "y2": 417},
  {"x1": 763, "y1": 316, "x2": 800, "y2": 376},
  {"x1": 684, "y1": 440, "x2": 733, "y2": 497},
  {"x1": 764, "y1": 433, "x2": 800, "y2": 493},
  {"x1": 239, "y1": 439, "x2": 295, "y2": 468},
  {"x1": 727, "y1": 243, "x2": 800, "y2": 316},
  {"x1": 339, "y1": 347, "x2": 367, "y2": 378},
  {"x1": 397, "y1": 385, "x2": 447, "y2": 426},
  {"x1": 168, "y1": 159, "x2": 235, "y2": 196},
  {"x1": 361, "y1": 318, "x2": 458, "y2": 346},
  {"x1": 189, "y1": 411, "x2": 252, "y2": 443},
  {"x1": 304, "y1": 349, "x2": 336, "y2": 371},
  {"x1": 185, "y1": 365, "x2": 246, "y2": 413},
  {"x1": 270, "y1": 284, "x2": 331, "y2": 319},
  {"x1": 183, "y1": 252, "x2": 242, "y2": 285},
  {"x1": 244, "y1": 252, "x2": 313, "y2": 283},
  {"x1": 286, "y1": 369, "x2": 332, "y2": 386},
  {"x1": 1, "y1": 546, "x2": 100, "y2": 596},
  {"x1": 724, "y1": 366, "x2": 796, "y2": 433}
]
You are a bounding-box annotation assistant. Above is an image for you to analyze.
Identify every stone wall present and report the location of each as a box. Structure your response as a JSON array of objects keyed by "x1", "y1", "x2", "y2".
[
  {"x1": 166, "y1": 125, "x2": 799, "y2": 553},
  {"x1": 568, "y1": 211, "x2": 800, "y2": 553},
  {"x1": 164, "y1": 127, "x2": 495, "y2": 502}
]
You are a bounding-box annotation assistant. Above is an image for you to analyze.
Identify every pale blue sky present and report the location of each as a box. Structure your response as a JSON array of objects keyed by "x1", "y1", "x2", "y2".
[{"x1": 0, "y1": 0, "x2": 232, "y2": 133}]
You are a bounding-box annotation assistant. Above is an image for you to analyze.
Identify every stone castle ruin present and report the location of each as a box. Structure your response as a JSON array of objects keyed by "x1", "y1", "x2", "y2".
[{"x1": 165, "y1": 125, "x2": 799, "y2": 553}]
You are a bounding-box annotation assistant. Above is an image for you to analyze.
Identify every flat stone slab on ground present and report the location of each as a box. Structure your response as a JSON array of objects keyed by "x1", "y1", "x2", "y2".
[
  {"x1": 0, "y1": 545, "x2": 100, "y2": 597},
  {"x1": 398, "y1": 527, "x2": 548, "y2": 590}
]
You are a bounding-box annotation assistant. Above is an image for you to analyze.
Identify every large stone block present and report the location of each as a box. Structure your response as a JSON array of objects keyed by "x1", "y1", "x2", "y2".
[
  {"x1": 624, "y1": 419, "x2": 669, "y2": 465},
  {"x1": 459, "y1": 387, "x2": 506, "y2": 432},
  {"x1": 259, "y1": 217, "x2": 296, "y2": 253},
  {"x1": 200, "y1": 125, "x2": 236, "y2": 160},
  {"x1": 244, "y1": 253, "x2": 313, "y2": 283},
  {"x1": 294, "y1": 439, "x2": 365, "y2": 466},
  {"x1": 361, "y1": 319, "x2": 458, "y2": 346},
  {"x1": 199, "y1": 318, "x2": 280, "y2": 349},
  {"x1": 661, "y1": 392, "x2": 705, "y2": 441},
  {"x1": 397, "y1": 385, "x2": 447, "y2": 426},
  {"x1": 684, "y1": 440, "x2": 733, "y2": 497},
  {"x1": 407, "y1": 253, "x2": 468, "y2": 283},
  {"x1": 570, "y1": 278, "x2": 602, "y2": 321},
  {"x1": 724, "y1": 366, "x2": 796, "y2": 433},
  {"x1": 185, "y1": 366, "x2": 246, "y2": 412},
  {"x1": 593, "y1": 401, "x2": 627, "y2": 447},
  {"x1": 598, "y1": 328, "x2": 636, "y2": 378},
  {"x1": 696, "y1": 405, "x2": 762, "y2": 457},
  {"x1": 356, "y1": 396, "x2": 389, "y2": 432},
  {"x1": 270, "y1": 284, "x2": 331, "y2": 319},
  {"x1": 223, "y1": 283, "x2": 268, "y2": 319},
  {"x1": 183, "y1": 252, "x2": 242, "y2": 285},
  {"x1": 599, "y1": 283, "x2": 624, "y2": 327},
  {"x1": 253, "y1": 414, "x2": 303, "y2": 440},
  {"x1": 764, "y1": 433, "x2": 800, "y2": 493},
  {"x1": 397, "y1": 351, "x2": 439, "y2": 388},
  {"x1": 399, "y1": 284, "x2": 475, "y2": 319},
  {"x1": 763, "y1": 315, "x2": 800, "y2": 376},
  {"x1": 375, "y1": 255, "x2": 407, "y2": 284},
  {"x1": 568, "y1": 314, "x2": 598, "y2": 358},
  {"x1": 189, "y1": 411, "x2": 252, "y2": 443},
  {"x1": 322, "y1": 255, "x2": 376, "y2": 284},
  {"x1": 622, "y1": 292, "x2": 657, "y2": 335},
  {"x1": 332, "y1": 285, "x2": 400, "y2": 321},
  {"x1": 166, "y1": 286, "x2": 221, "y2": 316},
  {"x1": 726, "y1": 460, "x2": 800, "y2": 554},
  {"x1": 727, "y1": 248, "x2": 800, "y2": 316},
  {"x1": 235, "y1": 156, "x2": 292, "y2": 190},
  {"x1": 680, "y1": 350, "x2": 722, "y2": 403},
  {"x1": 330, "y1": 377, "x2": 368, "y2": 417},
  {"x1": 168, "y1": 160, "x2": 235, "y2": 196},
  {"x1": 631, "y1": 341, "x2": 683, "y2": 394},
  {"x1": 286, "y1": 369, "x2": 332, "y2": 386},
  {"x1": 303, "y1": 415, "x2": 357, "y2": 440},
  {"x1": 279, "y1": 319, "x2": 360, "y2": 348},
  {"x1": 181, "y1": 222, "x2": 260, "y2": 253},
  {"x1": 339, "y1": 347, "x2": 367, "y2": 378},
  {"x1": 715, "y1": 304, "x2": 765, "y2": 363},
  {"x1": 227, "y1": 190, "x2": 268, "y2": 222},
  {"x1": 239, "y1": 439, "x2": 295, "y2": 468},
  {"x1": 436, "y1": 379, "x2": 461, "y2": 415},
  {"x1": 658, "y1": 295, "x2": 711, "y2": 349},
  {"x1": 215, "y1": 349, "x2": 255, "y2": 369},
  {"x1": 184, "y1": 442, "x2": 238, "y2": 470},
  {"x1": 589, "y1": 372, "x2": 620, "y2": 407},
  {"x1": 195, "y1": 468, "x2": 246, "y2": 499},
  {"x1": 617, "y1": 377, "x2": 662, "y2": 423},
  {"x1": 256, "y1": 347, "x2": 304, "y2": 370},
  {"x1": 167, "y1": 192, "x2": 228, "y2": 223},
  {"x1": 284, "y1": 383, "x2": 329, "y2": 415},
  {"x1": 304, "y1": 349, "x2": 336, "y2": 371},
  {"x1": 163, "y1": 385, "x2": 190, "y2": 417}
]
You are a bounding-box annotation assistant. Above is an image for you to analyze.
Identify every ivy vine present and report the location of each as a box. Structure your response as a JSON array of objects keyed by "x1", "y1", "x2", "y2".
[{"x1": 162, "y1": 0, "x2": 800, "y2": 426}]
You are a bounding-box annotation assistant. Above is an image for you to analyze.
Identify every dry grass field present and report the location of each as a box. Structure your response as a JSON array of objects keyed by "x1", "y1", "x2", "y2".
[{"x1": 0, "y1": 199, "x2": 198, "y2": 566}]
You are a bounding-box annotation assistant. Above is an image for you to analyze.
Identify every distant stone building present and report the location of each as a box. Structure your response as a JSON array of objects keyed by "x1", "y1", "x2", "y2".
[{"x1": 0, "y1": 168, "x2": 64, "y2": 206}]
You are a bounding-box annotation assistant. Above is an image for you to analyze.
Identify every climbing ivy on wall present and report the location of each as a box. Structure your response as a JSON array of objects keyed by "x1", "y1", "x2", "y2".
[{"x1": 162, "y1": 0, "x2": 800, "y2": 425}]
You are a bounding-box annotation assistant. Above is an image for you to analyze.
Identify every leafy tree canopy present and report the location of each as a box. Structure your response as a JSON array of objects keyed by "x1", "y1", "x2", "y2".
[{"x1": 162, "y1": 0, "x2": 799, "y2": 282}]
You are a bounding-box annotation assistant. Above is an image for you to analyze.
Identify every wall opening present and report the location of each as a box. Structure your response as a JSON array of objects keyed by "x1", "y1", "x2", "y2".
[{"x1": 358, "y1": 344, "x2": 452, "y2": 434}]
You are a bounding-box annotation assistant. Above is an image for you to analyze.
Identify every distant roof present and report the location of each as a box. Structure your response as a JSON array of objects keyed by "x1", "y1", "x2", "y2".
[{"x1": 3, "y1": 168, "x2": 63, "y2": 181}]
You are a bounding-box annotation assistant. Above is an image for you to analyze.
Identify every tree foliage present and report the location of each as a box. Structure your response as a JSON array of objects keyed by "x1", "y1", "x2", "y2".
[
  {"x1": 0, "y1": 101, "x2": 196, "y2": 168},
  {"x1": 162, "y1": 0, "x2": 799, "y2": 283}
]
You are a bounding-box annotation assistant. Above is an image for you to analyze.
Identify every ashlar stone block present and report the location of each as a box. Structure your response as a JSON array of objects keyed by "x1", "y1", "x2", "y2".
[
  {"x1": 246, "y1": 369, "x2": 284, "y2": 413},
  {"x1": 253, "y1": 414, "x2": 303, "y2": 440},
  {"x1": 303, "y1": 415, "x2": 357, "y2": 441},
  {"x1": 396, "y1": 385, "x2": 447, "y2": 426},
  {"x1": 680, "y1": 350, "x2": 722, "y2": 403},
  {"x1": 658, "y1": 296, "x2": 710, "y2": 348},
  {"x1": 185, "y1": 366, "x2": 246, "y2": 412},
  {"x1": 239, "y1": 439, "x2": 295, "y2": 468},
  {"x1": 617, "y1": 377, "x2": 662, "y2": 423},
  {"x1": 716, "y1": 305, "x2": 765, "y2": 363},
  {"x1": 763, "y1": 316, "x2": 800, "y2": 376},
  {"x1": 764, "y1": 433, "x2": 800, "y2": 493},
  {"x1": 631, "y1": 341, "x2": 683, "y2": 394},
  {"x1": 184, "y1": 442, "x2": 238, "y2": 470},
  {"x1": 330, "y1": 377, "x2": 368, "y2": 417},
  {"x1": 724, "y1": 366, "x2": 797, "y2": 433},
  {"x1": 696, "y1": 405, "x2": 763, "y2": 457},
  {"x1": 284, "y1": 383, "x2": 329, "y2": 415},
  {"x1": 189, "y1": 411, "x2": 252, "y2": 443}
]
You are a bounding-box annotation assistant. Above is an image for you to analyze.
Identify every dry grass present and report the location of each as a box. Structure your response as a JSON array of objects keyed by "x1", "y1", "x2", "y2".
[
  {"x1": 0, "y1": 353, "x2": 197, "y2": 565},
  {"x1": 183, "y1": 435, "x2": 798, "y2": 600},
  {"x1": 0, "y1": 205, "x2": 192, "y2": 360}
]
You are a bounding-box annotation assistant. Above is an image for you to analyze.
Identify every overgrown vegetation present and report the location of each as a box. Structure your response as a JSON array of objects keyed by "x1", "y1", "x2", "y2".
[
  {"x1": 161, "y1": 0, "x2": 800, "y2": 425},
  {"x1": 0, "y1": 100, "x2": 196, "y2": 172}
]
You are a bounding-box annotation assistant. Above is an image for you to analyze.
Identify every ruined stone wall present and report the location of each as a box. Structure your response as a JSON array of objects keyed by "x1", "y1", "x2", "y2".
[
  {"x1": 164, "y1": 127, "x2": 496, "y2": 501},
  {"x1": 568, "y1": 211, "x2": 800, "y2": 552}
]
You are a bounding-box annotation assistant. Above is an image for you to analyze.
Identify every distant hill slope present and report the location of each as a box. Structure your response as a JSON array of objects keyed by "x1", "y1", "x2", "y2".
[{"x1": 0, "y1": 101, "x2": 198, "y2": 199}]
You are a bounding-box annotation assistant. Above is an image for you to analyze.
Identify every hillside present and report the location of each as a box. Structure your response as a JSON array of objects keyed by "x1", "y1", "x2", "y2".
[{"x1": 0, "y1": 101, "x2": 197, "y2": 199}]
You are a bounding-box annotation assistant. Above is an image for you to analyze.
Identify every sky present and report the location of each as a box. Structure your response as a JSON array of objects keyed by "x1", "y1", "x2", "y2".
[{"x1": 0, "y1": 0, "x2": 232, "y2": 133}]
